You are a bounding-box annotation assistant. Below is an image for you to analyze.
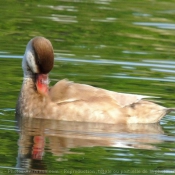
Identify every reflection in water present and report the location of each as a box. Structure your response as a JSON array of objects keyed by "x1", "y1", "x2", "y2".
[
  {"x1": 16, "y1": 117, "x2": 164, "y2": 172},
  {"x1": 39, "y1": 14, "x2": 78, "y2": 23},
  {"x1": 38, "y1": 5, "x2": 78, "y2": 12},
  {"x1": 91, "y1": 17, "x2": 116, "y2": 22},
  {"x1": 134, "y1": 22, "x2": 175, "y2": 29}
]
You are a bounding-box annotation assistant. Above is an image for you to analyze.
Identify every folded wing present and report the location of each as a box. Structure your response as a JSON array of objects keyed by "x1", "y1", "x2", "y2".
[{"x1": 49, "y1": 79, "x2": 150, "y2": 107}]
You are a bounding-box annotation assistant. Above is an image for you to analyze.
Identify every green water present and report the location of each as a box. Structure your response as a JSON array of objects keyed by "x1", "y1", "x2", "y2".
[{"x1": 1, "y1": 0, "x2": 175, "y2": 174}]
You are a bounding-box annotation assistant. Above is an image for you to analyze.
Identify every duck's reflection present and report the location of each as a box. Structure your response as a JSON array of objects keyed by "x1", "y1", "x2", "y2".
[{"x1": 16, "y1": 117, "x2": 164, "y2": 172}]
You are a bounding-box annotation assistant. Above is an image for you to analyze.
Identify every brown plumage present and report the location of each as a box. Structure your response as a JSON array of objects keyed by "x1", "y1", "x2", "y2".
[
  {"x1": 32, "y1": 36, "x2": 54, "y2": 74},
  {"x1": 16, "y1": 36, "x2": 174, "y2": 124}
]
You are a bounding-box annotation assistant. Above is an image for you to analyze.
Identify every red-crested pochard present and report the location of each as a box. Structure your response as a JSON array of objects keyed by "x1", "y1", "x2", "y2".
[{"x1": 16, "y1": 36, "x2": 174, "y2": 124}]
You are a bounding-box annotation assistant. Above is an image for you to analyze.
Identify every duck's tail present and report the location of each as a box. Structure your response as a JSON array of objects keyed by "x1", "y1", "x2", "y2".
[{"x1": 166, "y1": 108, "x2": 175, "y2": 114}]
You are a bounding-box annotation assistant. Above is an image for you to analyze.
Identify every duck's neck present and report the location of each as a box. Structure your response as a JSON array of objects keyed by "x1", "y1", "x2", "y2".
[
  {"x1": 22, "y1": 76, "x2": 37, "y2": 94},
  {"x1": 16, "y1": 76, "x2": 48, "y2": 119}
]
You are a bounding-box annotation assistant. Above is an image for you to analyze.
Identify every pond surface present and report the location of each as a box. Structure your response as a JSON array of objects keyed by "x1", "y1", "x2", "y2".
[{"x1": 1, "y1": 0, "x2": 175, "y2": 174}]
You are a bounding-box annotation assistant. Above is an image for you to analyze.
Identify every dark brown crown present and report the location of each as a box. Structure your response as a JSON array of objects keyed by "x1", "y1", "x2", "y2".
[{"x1": 32, "y1": 36, "x2": 54, "y2": 74}]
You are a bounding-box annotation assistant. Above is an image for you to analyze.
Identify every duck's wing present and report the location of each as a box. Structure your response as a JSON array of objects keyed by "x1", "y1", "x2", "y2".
[
  {"x1": 49, "y1": 79, "x2": 151, "y2": 107},
  {"x1": 105, "y1": 91, "x2": 151, "y2": 107}
]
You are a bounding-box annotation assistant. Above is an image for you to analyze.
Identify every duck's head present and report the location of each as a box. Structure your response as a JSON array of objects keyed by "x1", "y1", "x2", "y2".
[
  {"x1": 23, "y1": 36, "x2": 54, "y2": 77},
  {"x1": 23, "y1": 36, "x2": 54, "y2": 94}
]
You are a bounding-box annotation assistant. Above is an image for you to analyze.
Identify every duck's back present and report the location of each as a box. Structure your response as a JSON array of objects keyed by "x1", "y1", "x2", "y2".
[{"x1": 48, "y1": 79, "x2": 169, "y2": 124}]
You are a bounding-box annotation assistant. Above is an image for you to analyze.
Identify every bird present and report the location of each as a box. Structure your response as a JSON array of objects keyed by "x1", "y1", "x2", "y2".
[{"x1": 16, "y1": 36, "x2": 174, "y2": 124}]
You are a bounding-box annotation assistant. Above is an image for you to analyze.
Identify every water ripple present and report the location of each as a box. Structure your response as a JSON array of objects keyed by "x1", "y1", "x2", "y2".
[{"x1": 134, "y1": 22, "x2": 175, "y2": 29}]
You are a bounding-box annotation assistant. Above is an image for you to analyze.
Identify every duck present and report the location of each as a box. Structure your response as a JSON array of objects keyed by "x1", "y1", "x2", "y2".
[{"x1": 16, "y1": 36, "x2": 174, "y2": 124}]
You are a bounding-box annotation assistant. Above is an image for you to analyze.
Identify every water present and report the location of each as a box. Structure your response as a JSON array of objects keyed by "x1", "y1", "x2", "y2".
[{"x1": 1, "y1": 0, "x2": 175, "y2": 174}]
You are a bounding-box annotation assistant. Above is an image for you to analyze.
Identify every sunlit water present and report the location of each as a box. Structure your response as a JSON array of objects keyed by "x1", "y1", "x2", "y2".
[{"x1": 1, "y1": 0, "x2": 175, "y2": 174}]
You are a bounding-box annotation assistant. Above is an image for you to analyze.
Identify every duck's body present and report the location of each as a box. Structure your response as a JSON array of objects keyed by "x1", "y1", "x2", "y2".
[{"x1": 16, "y1": 37, "x2": 173, "y2": 124}]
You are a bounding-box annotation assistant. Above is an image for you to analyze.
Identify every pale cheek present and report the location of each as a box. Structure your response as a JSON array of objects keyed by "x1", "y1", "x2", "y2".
[
  {"x1": 28, "y1": 55, "x2": 39, "y2": 73},
  {"x1": 25, "y1": 49, "x2": 39, "y2": 73}
]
